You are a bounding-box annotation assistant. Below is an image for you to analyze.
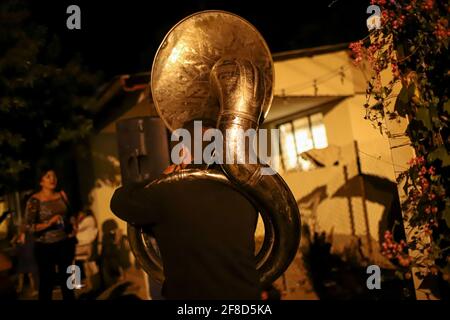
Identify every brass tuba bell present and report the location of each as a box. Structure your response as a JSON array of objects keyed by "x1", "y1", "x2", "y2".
[{"x1": 126, "y1": 10, "x2": 301, "y2": 287}]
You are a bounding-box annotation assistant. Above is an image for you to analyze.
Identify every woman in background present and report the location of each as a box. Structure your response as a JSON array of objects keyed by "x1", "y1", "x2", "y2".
[
  {"x1": 75, "y1": 209, "x2": 99, "y2": 289},
  {"x1": 11, "y1": 225, "x2": 37, "y2": 296},
  {"x1": 76, "y1": 209, "x2": 98, "y2": 248},
  {"x1": 25, "y1": 167, "x2": 76, "y2": 300}
]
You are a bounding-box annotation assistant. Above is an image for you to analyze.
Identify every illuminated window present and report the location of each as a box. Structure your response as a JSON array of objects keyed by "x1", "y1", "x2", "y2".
[{"x1": 278, "y1": 112, "x2": 328, "y2": 171}]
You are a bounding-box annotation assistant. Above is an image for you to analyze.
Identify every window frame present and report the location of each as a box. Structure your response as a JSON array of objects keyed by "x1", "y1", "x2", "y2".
[{"x1": 276, "y1": 112, "x2": 328, "y2": 172}]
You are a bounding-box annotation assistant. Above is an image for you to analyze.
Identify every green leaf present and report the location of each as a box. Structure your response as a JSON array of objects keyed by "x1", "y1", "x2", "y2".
[
  {"x1": 407, "y1": 83, "x2": 416, "y2": 100},
  {"x1": 416, "y1": 107, "x2": 432, "y2": 130},
  {"x1": 395, "y1": 86, "x2": 410, "y2": 117},
  {"x1": 428, "y1": 146, "x2": 450, "y2": 167},
  {"x1": 444, "y1": 100, "x2": 450, "y2": 115},
  {"x1": 396, "y1": 43, "x2": 406, "y2": 60}
]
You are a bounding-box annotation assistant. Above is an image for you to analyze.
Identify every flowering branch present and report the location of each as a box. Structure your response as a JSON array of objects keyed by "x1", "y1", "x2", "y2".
[{"x1": 350, "y1": 0, "x2": 450, "y2": 286}]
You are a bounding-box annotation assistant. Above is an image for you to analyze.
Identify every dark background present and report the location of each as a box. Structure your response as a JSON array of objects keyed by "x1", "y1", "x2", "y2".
[{"x1": 27, "y1": 0, "x2": 369, "y2": 78}]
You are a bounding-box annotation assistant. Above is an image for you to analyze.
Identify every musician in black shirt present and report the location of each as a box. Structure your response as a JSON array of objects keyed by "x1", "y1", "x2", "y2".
[{"x1": 110, "y1": 138, "x2": 261, "y2": 300}]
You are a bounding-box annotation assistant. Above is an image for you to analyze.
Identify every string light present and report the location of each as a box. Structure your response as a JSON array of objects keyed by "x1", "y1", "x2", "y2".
[
  {"x1": 358, "y1": 149, "x2": 408, "y2": 170},
  {"x1": 280, "y1": 65, "x2": 350, "y2": 95}
]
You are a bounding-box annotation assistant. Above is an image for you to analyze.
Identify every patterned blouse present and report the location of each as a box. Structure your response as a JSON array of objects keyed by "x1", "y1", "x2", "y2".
[{"x1": 25, "y1": 196, "x2": 68, "y2": 244}]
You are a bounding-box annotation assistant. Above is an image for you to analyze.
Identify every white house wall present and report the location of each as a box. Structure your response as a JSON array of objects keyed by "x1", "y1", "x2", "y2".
[
  {"x1": 272, "y1": 50, "x2": 398, "y2": 267},
  {"x1": 274, "y1": 51, "x2": 355, "y2": 96}
]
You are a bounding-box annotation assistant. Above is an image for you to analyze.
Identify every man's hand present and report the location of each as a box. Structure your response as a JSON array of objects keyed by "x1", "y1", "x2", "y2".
[
  {"x1": 163, "y1": 146, "x2": 192, "y2": 175},
  {"x1": 163, "y1": 145, "x2": 190, "y2": 175},
  {"x1": 162, "y1": 163, "x2": 188, "y2": 175}
]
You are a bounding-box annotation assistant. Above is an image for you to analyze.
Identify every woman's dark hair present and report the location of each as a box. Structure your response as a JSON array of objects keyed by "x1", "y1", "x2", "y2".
[{"x1": 35, "y1": 165, "x2": 59, "y2": 191}]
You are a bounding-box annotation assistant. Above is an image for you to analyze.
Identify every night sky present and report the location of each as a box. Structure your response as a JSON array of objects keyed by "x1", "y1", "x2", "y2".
[{"x1": 27, "y1": 0, "x2": 369, "y2": 78}]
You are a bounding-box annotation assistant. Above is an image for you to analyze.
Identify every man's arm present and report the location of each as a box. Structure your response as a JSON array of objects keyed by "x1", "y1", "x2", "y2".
[
  {"x1": 0, "y1": 210, "x2": 12, "y2": 224},
  {"x1": 110, "y1": 180, "x2": 163, "y2": 226}
]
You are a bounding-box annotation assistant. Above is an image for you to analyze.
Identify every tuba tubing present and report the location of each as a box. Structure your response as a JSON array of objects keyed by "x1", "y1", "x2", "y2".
[
  {"x1": 127, "y1": 53, "x2": 301, "y2": 288},
  {"x1": 211, "y1": 58, "x2": 301, "y2": 285}
]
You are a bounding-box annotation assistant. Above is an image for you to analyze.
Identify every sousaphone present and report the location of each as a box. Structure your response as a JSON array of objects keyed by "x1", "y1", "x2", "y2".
[{"x1": 127, "y1": 10, "x2": 301, "y2": 287}]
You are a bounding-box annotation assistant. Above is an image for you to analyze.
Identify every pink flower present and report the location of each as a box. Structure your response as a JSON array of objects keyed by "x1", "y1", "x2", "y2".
[
  {"x1": 428, "y1": 166, "x2": 436, "y2": 175},
  {"x1": 349, "y1": 41, "x2": 364, "y2": 65},
  {"x1": 409, "y1": 156, "x2": 425, "y2": 166},
  {"x1": 434, "y1": 18, "x2": 449, "y2": 41},
  {"x1": 381, "y1": 11, "x2": 389, "y2": 24},
  {"x1": 394, "y1": 15, "x2": 406, "y2": 30},
  {"x1": 381, "y1": 229, "x2": 411, "y2": 265},
  {"x1": 422, "y1": 0, "x2": 434, "y2": 11},
  {"x1": 420, "y1": 166, "x2": 427, "y2": 175},
  {"x1": 420, "y1": 178, "x2": 429, "y2": 191}
]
